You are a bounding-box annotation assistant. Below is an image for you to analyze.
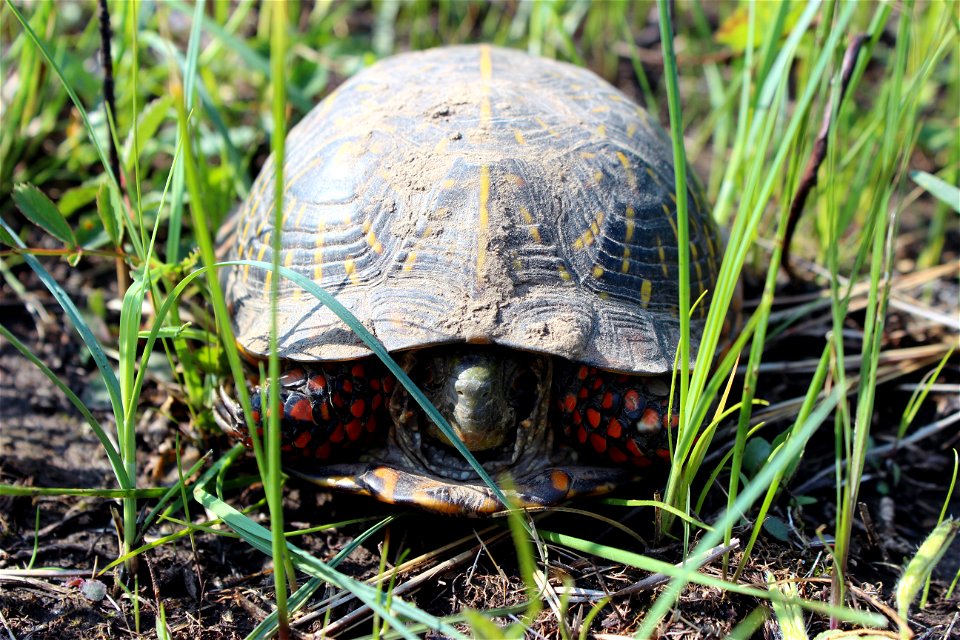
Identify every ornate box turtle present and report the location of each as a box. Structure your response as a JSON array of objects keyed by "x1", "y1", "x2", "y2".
[{"x1": 215, "y1": 45, "x2": 723, "y2": 515}]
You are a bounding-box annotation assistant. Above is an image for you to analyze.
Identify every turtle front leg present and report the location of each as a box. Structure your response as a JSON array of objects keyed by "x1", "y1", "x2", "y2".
[
  {"x1": 554, "y1": 363, "x2": 676, "y2": 467},
  {"x1": 215, "y1": 359, "x2": 391, "y2": 460}
]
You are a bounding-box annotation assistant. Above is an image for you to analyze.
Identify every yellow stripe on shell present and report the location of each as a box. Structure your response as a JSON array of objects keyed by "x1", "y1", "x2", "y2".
[
  {"x1": 656, "y1": 237, "x2": 668, "y2": 277},
  {"x1": 534, "y1": 117, "x2": 558, "y2": 137},
  {"x1": 519, "y1": 206, "x2": 542, "y2": 243},
  {"x1": 558, "y1": 265, "x2": 572, "y2": 281},
  {"x1": 616, "y1": 151, "x2": 637, "y2": 190},
  {"x1": 596, "y1": 124, "x2": 606, "y2": 137},
  {"x1": 292, "y1": 201, "x2": 309, "y2": 228},
  {"x1": 479, "y1": 45, "x2": 492, "y2": 128},
  {"x1": 640, "y1": 279, "x2": 652, "y2": 308},
  {"x1": 284, "y1": 153, "x2": 326, "y2": 192},
  {"x1": 313, "y1": 221, "x2": 325, "y2": 281},
  {"x1": 479, "y1": 45, "x2": 492, "y2": 80},
  {"x1": 645, "y1": 167, "x2": 661, "y2": 187},
  {"x1": 478, "y1": 165, "x2": 490, "y2": 274},
  {"x1": 664, "y1": 208, "x2": 680, "y2": 243},
  {"x1": 245, "y1": 164, "x2": 272, "y2": 226},
  {"x1": 345, "y1": 257, "x2": 359, "y2": 284},
  {"x1": 514, "y1": 129, "x2": 526, "y2": 145},
  {"x1": 403, "y1": 250, "x2": 417, "y2": 271},
  {"x1": 366, "y1": 228, "x2": 383, "y2": 254}
]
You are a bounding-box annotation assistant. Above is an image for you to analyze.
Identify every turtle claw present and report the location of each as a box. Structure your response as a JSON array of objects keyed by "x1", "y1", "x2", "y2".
[{"x1": 213, "y1": 385, "x2": 244, "y2": 439}]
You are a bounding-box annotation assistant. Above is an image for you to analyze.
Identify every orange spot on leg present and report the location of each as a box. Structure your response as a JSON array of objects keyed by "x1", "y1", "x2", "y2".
[{"x1": 550, "y1": 470, "x2": 571, "y2": 494}]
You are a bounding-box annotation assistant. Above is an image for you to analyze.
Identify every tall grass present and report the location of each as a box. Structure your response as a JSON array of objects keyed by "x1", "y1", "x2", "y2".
[{"x1": 0, "y1": 0, "x2": 956, "y2": 637}]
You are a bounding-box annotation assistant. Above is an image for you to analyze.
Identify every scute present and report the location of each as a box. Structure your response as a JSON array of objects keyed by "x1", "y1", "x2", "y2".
[{"x1": 220, "y1": 45, "x2": 722, "y2": 374}]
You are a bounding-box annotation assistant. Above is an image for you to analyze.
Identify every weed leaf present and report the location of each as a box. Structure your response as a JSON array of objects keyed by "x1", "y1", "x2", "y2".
[{"x1": 12, "y1": 183, "x2": 77, "y2": 246}]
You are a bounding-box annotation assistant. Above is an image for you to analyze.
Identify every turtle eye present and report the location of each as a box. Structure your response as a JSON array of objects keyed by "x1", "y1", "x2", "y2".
[{"x1": 414, "y1": 361, "x2": 441, "y2": 393}]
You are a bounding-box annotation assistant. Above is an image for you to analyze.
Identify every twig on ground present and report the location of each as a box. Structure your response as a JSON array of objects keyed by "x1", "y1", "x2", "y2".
[{"x1": 611, "y1": 539, "x2": 740, "y2": 598}]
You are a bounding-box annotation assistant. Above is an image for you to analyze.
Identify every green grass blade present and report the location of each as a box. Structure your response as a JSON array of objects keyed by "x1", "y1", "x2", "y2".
[
  {"x1": 910, "y1": 170, "x2": 960, "y2": 213},
  {"x1": 0, "y1": 216, "x2": 125, "y2": 434},
  {"x1": 166, "y1": 0, "x2": 313, "y2": 112},
  {"x1": 265, "y1": 0, "x2": 291, "y2": 628}
]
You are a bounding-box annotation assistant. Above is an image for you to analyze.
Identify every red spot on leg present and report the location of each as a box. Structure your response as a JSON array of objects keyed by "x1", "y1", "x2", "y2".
[
  {"x1": 330, "y1": 425, "x2": 345, "y2": 443},
  {"x1": 346, "y1": 419, "x2": 363, "y2": 441},
  {"x1": 307, "y1": 375, "x2": 327, "y2": 391},
  {"x1": 288, "y1": 398, "x2": 314, "y2": 422},
  {"x1": 294, "y1": 431, "x2": 312, "y2": 449},
  {"x1": 586, "y1": 408, "x2": 601, "y2": 429},
  {"x1": 589, "y1": 433, "x2": 607, "y2": 453},
  {"x1": 606, "y1": 418, "x2": 622, "y2": 439},
  {"x1": 624, "y1": 390, "x2": 641, "y2": 412},
  {"x1": 608, "y1": 446, "x2": 628, "y2": 463},
  {"x1": 351, "y1": 363, "x2": 365, "y2": 378},
  {"x1": 563, "y1": 393, "x2": 577, "y2": 412},
  {"x1": 633, "y1": 454, "x2": 652, "y2": 467},
  {"x1": 601, "y1": 391, "x2": 614, "y2": 410},
  {"x1": 350, "y1": 399, "x2": 366, "y2": 418},
  {"x1": 577, "y1": 365, "x2": 589, "y2": 380},
  {"x1": 577, "y1": 426, "x2": 588, "y2": 444},
  {"x1": 314, "y1": 442, "x2": 331, "y2": 459}
]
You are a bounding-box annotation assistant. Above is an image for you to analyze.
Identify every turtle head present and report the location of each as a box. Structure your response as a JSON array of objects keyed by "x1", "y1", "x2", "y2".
[
  {"x1": 421, "y1": 350, "x2": 526, "y2": 451},
  {"x1": 387, "y1": 346, "x2": 550, "y2": 475}
]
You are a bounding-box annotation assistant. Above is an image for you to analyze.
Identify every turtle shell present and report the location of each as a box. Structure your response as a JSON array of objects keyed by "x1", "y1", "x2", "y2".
[{"x1": 220, "y1": 45, "x2": 721, "y2": 374}]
